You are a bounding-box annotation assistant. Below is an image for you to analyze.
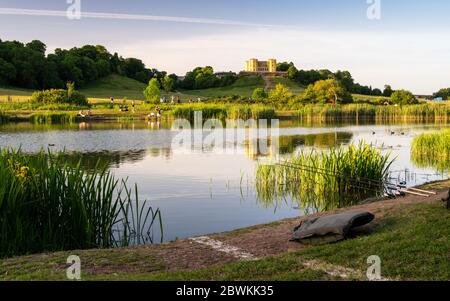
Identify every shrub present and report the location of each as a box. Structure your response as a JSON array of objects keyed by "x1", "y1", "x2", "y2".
[
  {"x1": 252, "y1": 88, "x2": 268, "y2": 101},
  {"x1": 143, "y1": 78, "x2": 162, "y2": 104},
  {"x1": 31, "y1": 88, "x2": 88, "y2": 106},
  {"x1": 391, "y1": 90, "x2": 418, "y2": 105},
  {"x1": 300, "y1": 79, "x2": 353, "y2": 104}
]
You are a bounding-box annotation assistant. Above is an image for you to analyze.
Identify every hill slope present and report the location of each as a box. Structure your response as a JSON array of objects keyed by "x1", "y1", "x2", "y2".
[
  {"x1": 0, "y1": 75, "x2": 305, "y2": 102},
  {"x1": 80, "y1": 74, "x2": 147, "y2": 100}
]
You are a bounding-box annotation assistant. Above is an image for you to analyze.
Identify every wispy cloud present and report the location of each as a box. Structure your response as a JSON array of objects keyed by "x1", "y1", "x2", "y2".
[{"x1": 0, "y1": 7, "x2": 281, "y2": 28}]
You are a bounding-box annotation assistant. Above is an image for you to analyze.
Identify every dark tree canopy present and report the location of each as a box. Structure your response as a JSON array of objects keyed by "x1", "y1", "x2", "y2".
[
  {"x1": 180, "y1": 66, "x2": 237, "y2": 90},
  {"x1": 286, "y1": 62, "x2": 391, "y2": 97},
  {"x1": 0, "y1": 39, "x2": 166, "y2": 90}
]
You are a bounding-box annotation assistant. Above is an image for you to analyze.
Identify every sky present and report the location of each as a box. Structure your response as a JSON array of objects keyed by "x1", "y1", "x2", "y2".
[{"x1": 0, "y1": 0, "x2": 449, "y2": 94}]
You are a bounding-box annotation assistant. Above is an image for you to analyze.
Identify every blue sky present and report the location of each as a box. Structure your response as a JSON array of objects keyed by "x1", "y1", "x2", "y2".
[{"x1": 1, "y1": 0, "x2": 449, "y2": 94}]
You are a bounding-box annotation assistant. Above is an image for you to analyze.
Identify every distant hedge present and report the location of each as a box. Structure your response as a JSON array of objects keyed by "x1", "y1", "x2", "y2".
[{"x1": 31, "y1": 89, "x2": 88, "y2": 106}]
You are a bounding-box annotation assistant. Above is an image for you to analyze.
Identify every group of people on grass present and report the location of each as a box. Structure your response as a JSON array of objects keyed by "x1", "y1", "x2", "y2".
[{"x1": 78, "y1": 95, "x2": 203, "y2": 119}]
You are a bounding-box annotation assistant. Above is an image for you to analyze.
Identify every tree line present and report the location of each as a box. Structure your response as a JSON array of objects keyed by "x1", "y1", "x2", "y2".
[
  {"x1": 277, "y1": 61, "x2": 394, "y2": 97},
  {"x1": 0, "y1": 39, "x2": 169, "y2": 89}
]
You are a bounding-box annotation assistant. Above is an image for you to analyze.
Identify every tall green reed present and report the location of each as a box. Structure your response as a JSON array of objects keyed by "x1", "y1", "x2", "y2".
[
  {"x1": 297, "y1": 103, "x2": 450, "y2": 122},
  {"x1": 0, "y1": 149, "x2": 162, "y2": 258},
  {"x1": 411, "y1": 130, "x2": 450, "y2": 172},
  {"x1": 256, "y1": 142, "x2": 395, "y2": 213}
]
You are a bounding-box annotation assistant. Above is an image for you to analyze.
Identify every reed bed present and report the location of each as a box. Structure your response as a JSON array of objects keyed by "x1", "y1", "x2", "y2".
[
  {"x1": 0, "y1": 149, "x2": 162, "y2": 258},
  {"x1": 31, "y1": 112, "x2": 79, "y2": 124},
  {"x1": 169, "y1": 104, "x2": 275, "y2": 121},
  {"x1": 411, "y1": 130, "x2": 450, "y2": 172},
  {"x1": 256, "y1": 142, "x2": 394, "y2": 212},
  {"x1": 297, "y1": 103, "x2": 450, "y2": 122}
]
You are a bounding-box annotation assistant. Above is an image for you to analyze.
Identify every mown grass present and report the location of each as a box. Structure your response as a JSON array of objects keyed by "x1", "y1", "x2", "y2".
[
  {"x1": 1, "y1": 201, "x2": 447, "y2": 280},
  {"x1": 256, "y1": 142, "x2": 394, "y2": 212},
  {"x1": 411, "y1": 129, "x2": 450, "y2": 172},
  {"x1": 0, "y1": 149, "x2": 162, "y2": 258}
]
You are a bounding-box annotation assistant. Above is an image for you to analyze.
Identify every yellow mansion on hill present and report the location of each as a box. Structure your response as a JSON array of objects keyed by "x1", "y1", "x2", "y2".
[
  {"x1": 243, "y1": 58, "x2": 287, "y2": 76},
  {"x1": 245, "y1": 58, "x2": 277, "y2": 73}
]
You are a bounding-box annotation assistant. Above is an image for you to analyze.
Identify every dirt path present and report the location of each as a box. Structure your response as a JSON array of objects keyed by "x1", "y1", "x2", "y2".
[{"x1": 263, "y1": 76, "x2": 276, "y2": 91}]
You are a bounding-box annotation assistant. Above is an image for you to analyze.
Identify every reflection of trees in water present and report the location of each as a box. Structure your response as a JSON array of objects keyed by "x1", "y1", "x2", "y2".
[
  {"x1": 279, "y1": 132, "x2": 353, "y2": 154},
  {"x1": 60, "y1": 150, "x2": 148, "y2": 170},
  {"x1": 148, "y1": 147, "x2": 172, "y2": 160},
  {"x1": 243, "y1": 132, "x2": 353, "y2": 160}
]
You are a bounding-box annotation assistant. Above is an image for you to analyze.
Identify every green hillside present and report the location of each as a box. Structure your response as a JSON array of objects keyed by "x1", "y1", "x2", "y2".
[
  {"x1": 80, "y1": 74, "x2": 147, "y2": 99},
  {"x1": 177, "y1": 75, "x2": 265, "y2": 99},
  {"x1": 0, "y1": 74, "x2": 305, "y2": 102}
]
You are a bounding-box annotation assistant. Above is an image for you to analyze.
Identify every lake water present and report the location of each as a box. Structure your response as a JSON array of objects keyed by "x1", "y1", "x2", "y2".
[{"x1": 0, "y1": 120, "x2": 449, "y2": 242}]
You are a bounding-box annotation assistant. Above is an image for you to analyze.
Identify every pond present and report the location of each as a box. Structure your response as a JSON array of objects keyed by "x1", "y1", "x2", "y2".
[{"x1": 0, "y1": 120, "x2": 449, "y2": 243}]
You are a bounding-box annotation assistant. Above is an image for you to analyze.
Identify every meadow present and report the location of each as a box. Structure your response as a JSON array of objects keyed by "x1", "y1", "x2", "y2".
[{"x1": 1, "y1": 75, "x2": 449, "y2": 125}]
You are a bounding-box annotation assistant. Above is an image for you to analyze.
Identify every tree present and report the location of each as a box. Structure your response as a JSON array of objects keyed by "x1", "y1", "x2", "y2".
[
  {"x1": 432, "y1": 88, "x2": 450, "y2": 100},
  {"x1": 287, "y1": 65, "x2": 298, "y2": 80},
  {"x1": 26, "y1": 40, "x2": 46, "y2": 54},
  {"x1": 95, "y1": 59, "x2": 111, "y2": 77},
  {"x1": 143, "y1": 78, "x2": 161, "y2": 104},
  {"x1": 0, "y1": 58, "x2": 16, "y2": 84},
  {"x1": 268, "y1": 84, "x2": 293, "y2": 105},
  {"x1": 391, "y1": 90, "x2": 418, "y2": 105},
  {"x1": 252, "y1": 88, "x2": 267, "y2": 101},
  {"x1": 66, "y1": 81, "x2": 75, "y2": 98},
  {"x1": 383, "y1": 85, "x2": 394, "y2": 97},
  {"x1": 334, "y1": 70, "x2": 354, "y2": 92},
  {"x1": 162, "y1": 75, "x2": 174, "y2": 92},
  {"x1": 276, "y1": 62, "x2": 294, "y2": 72},
  {"x1": 301, "y1": 79, "x2": 353, "y2": 104}
]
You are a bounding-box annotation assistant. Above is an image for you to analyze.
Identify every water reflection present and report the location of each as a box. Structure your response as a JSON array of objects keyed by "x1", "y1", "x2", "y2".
[
  {"x1": 411, "y1": 153, "x2": 450, "y2": 173},
  {"x1": 0, "y1": 120, "x2": 449, "y2": 242},
  {"x1": 279, "y1": 132, "x2": 353, "y2": 154}
]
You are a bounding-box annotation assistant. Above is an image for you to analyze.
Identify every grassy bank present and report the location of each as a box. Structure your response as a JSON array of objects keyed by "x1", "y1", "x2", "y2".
[
  {"x1": 153, "y1": 202, "x2": 449, "y2": 281},
  {"x1": 256, "y1": 143, "x2": 394, "y2": 211},
  {"x1": 0, "y1": 149, "x2": 162, "y2": 258},
  {"x1": 411, "y1": 130, "x2": 450, "y2": 171}
]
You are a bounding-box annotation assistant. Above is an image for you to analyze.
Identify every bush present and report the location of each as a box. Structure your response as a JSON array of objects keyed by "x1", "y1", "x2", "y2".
[
  {"x1": 143, "y1": 78, "x2": 161, "y2": 104},
  {"x1": 31, "y1": 88, "x2": 88, "y2": 106},
  {"x1": 391, "y1": 90, "x2": 418, "y2": 105},
  {"x1": 252, "y1": 88, "x2": 268, "y2": 101},
  {"x1": 300, "y1": 79, "x2": 353, "y2": 104}
]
